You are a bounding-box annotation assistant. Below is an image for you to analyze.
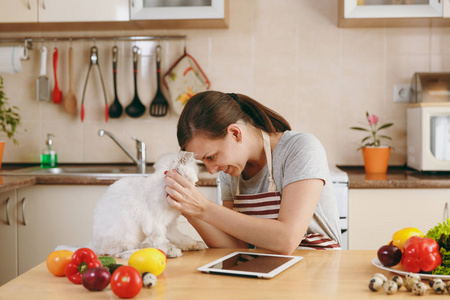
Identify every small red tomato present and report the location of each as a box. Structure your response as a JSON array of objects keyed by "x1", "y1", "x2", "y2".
[{"x1": 110, "y1": 266, "x2": 142, "y2": 298}]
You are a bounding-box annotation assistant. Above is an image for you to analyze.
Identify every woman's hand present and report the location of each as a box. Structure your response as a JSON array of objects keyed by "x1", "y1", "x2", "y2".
[{"x1": 164, "y1": 170, "x2": 210, "y2": 218}]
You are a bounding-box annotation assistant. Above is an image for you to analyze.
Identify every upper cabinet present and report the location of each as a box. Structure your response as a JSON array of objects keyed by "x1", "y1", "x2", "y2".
[
  {"x1": 0, "y1": 0, "x2": 38, "y2": 23},
  {"x1": 130, "y1": 0, "x2": 225, "y2": 21},
  {"x1": 0, "y1": 0, "x2": 129, "y2": 23},
  {"x1": 0, "y1": 0, "x2": 228, "y2": 31},
  {"x1": 339, "y1": 0, "x2": 450, "y2": 27},
  {"x1": 39, "y1": 0, "x2": 129, "y2": 22}
]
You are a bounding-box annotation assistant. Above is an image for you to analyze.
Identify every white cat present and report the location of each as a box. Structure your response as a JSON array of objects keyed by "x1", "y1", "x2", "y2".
[{"x1": 56, "y1": 152, "x2": 206, "y2": 259}]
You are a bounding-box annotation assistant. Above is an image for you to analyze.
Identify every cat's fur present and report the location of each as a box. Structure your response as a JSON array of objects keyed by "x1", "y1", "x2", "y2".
[{"x1": 56, "y1": 152, "x2": 206, "y2": 259}]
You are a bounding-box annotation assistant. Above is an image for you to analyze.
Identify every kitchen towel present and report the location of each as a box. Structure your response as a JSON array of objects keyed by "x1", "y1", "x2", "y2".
[
  {"x1": 0, "y1": 46, "x2": 26, "y2": 74},
  {"x1": 163, "y1": 53, "x2": 210, "y2": 115}
]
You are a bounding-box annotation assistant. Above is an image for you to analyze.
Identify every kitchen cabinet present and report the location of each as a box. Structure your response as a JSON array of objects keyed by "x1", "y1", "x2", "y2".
[
  {"x1": 0, "y1": 0, "x2": 227, "y2": 31},
  {"x1": 131, "y1": 0, "x2": 226, "y2": 21},
  {"x1": 0, "y1": 0, "x2": 37, "y2": 23},
  {"x1": 0, "y1": 190, "x2": 17, "y2": 286},
  {"x1": 0, "y1": 0, "x2": 129, "y2": 23},
  {"x1": 339, "y1": 0, "x2": 450, "y2": 27},
  {"x1": 348, "y1": 188, "x2": 450, "y2": 250},
  {"x1": 16, "y1": 185, "x2": 107, "y2": 275}
]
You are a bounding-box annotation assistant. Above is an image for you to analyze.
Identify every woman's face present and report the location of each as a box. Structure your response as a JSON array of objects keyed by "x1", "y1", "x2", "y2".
[{"x1": 185, "y1": 130, "x2": 245, "y2": 177}]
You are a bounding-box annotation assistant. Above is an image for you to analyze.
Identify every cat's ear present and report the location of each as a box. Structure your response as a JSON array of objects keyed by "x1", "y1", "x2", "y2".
[{"x1": 178, "y1": 151, "x2": 194, "y2": 164}]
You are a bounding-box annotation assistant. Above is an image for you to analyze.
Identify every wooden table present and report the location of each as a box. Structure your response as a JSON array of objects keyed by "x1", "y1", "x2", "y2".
[{"x1": 0, "y1": 249, "x2": 434, "y2": 299}]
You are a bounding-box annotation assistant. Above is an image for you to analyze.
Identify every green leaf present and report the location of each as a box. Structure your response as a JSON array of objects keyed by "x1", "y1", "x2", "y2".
[
  {"x1": 350, "y1": 127, "x2": 369, "y2": 132},
  {"x1": 378, "y1": 123, "x2": 394, "y2": 130},
  {"x1": 0, "y1": 75, "x2": 22, "y2": 144}
]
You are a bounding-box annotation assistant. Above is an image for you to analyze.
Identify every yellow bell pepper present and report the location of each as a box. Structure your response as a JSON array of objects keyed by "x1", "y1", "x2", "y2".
[{"x1": 391, "y1": 227, "x2": 424, "y2": 251}]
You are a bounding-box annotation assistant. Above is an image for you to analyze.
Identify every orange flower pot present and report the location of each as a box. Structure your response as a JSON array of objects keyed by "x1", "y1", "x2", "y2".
[
  {"x1": 362, "y1": 146, "x2": 390, "y2": 174},
  {"x1": 0, "y1": 141, "x2": 5, "y2": 170}
]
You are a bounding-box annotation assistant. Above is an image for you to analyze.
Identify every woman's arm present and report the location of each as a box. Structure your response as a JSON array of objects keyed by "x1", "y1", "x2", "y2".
[
  {"x1": 165, "y1": 170, "x2": 323, "y2": 255},
  {"x1": 183, "y1": 207, "x2": 249, "y2": 249}
]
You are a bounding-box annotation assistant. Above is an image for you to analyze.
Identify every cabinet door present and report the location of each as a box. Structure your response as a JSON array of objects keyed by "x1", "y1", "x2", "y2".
[
  {"x1": 17, "y1": 185, "x2": 107, "y2": 275},
  {"x1": 0, "y1": 191, "x2": 17, "y2": 286},
  {"x1": 342, "y1": 0, "x2": 443, "y2": 19},
  {"x1": 0, "y1": 0, "x2": 37, "y2": 23},
  {"x1": 38, "y1": 0, "x2": 129, "y2": 22},
  {"x1": 349, "y1": 188, "x2": 450, "y2": 250}
]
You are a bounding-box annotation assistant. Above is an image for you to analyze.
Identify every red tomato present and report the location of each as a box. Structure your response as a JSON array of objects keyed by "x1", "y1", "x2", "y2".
[{"x1": 110, "y1": 266, "x2": 142, "y2": 298}]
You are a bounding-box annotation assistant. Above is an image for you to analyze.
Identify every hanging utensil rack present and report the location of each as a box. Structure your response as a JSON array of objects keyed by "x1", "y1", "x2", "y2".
[{"x1": 0, "y1": 35, "x2": 187, "y2": 60}]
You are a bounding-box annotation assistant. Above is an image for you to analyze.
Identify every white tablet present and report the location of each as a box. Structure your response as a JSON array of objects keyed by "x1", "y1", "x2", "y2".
[{"x1": 197, "y1": 252, "x2": 303, "y2": 279}]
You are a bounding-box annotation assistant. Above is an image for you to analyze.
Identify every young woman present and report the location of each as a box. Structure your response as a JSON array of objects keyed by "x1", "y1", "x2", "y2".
[{"x1": 164, "y1": 91, "x2": 341, "y2": 255}]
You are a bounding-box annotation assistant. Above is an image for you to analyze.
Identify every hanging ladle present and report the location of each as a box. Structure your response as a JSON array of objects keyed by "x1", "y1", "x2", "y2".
[
  {"x1": 108, "y1": 46, "x2": 123, "y2": 118},
  {"x1": 125, "y1": 46, "x2": 146, "y2": 118}
]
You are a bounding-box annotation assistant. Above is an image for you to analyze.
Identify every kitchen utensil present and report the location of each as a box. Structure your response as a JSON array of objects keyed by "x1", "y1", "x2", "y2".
[
  {"x1": 149, "y1": 45, "x2": 168, "y2": 117},
  {"x1": 125, "y1": 46, "x2": 145, "y2": 118},
  {"x1": 108, "y1": 46, "x2": 122, "y2": 118},
  {"x1": 63, "y1": 47, "x2": 77, "y2": 114},
  {"x1": 52, "y1": 47, "x2": 62, "y2": 104},
  {"x1": 36, "y1": 46, "x2": 50, "y2": 101},
  {"x1": 163, "y1": 48, "x2": 210, "y2": 115},
  {"x1": 81, "y1": 46, "x2": 108, "y2": 122}
]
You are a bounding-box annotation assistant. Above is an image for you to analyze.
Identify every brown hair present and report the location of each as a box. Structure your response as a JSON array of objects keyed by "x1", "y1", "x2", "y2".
[{"x1": 177, "y1": 91, "x2": 291, "y2": 150}]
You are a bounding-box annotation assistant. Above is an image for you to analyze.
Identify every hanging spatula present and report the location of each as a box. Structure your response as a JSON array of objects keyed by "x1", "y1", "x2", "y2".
[{"x1": 149, "y1": 45, "x2": 168, "y2": 117}]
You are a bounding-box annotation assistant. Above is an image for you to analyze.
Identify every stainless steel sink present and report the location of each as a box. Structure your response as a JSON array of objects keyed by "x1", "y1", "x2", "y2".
[{"x1": 0, "y1": 165, "x2": 155, "y2": 177}]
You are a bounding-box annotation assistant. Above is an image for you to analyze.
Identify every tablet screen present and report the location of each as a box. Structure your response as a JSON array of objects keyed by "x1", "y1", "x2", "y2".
[{"x1": 198, "y1": 252, "x2": 303, "y2": 278}]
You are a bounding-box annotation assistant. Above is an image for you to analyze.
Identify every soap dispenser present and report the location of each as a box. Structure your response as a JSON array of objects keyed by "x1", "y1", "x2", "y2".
[{"x1": 41, "y1": 133, "x2": 57, "y2": 168}]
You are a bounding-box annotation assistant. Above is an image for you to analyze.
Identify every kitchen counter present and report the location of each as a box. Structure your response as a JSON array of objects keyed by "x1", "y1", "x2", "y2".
[
  {"x1": 0, "y1": 176, "x2": 35, "y2": 192},
  {"x1": 339, "y1": 166, "x2": 450, "y2": 189},
  {"x1": 2, "y1": 164, "x2": 450, "y2": 192},
  {"x1": 0, "y1": 249, "x2": 412, "y2": 299}
]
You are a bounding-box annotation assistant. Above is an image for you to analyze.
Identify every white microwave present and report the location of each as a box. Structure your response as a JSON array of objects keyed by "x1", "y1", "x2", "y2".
[{"x1": 407, "y1": 103, "x2": 450, "y2": 171}]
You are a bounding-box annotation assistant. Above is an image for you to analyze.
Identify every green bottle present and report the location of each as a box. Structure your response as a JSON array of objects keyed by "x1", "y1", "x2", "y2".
[{"x1": 41, "y1": 133, "x2": 57, "y2": 169}]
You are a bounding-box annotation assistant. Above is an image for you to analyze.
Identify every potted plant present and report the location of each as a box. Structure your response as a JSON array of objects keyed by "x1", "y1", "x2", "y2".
[
  {"x1": 350, "y1": 112, "x2": 393, "y2": 173},
  {"x1": 0, "y1": 75, "x2": 22, "y2": 169}
]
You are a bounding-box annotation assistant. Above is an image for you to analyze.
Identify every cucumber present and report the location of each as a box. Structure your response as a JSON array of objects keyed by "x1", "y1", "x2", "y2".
[
  {"x1": 108, "y1": 263, "x2": 124, "y2": 274},
  {"x1": 98, "y1": 256, "x2": 116, "y2": 268}
]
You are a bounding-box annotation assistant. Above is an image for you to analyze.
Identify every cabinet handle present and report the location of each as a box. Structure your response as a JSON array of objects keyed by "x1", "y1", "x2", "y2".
[
  {"x1": 41, "y1": 0, "x2": 46, "y2": 10},
  {"x1": 21, "y1": 197, "x2": 27, "y2": 226},
  {"x1": 445, "y1": 202, "x2": 449, "y2": 221},
  {"x1": 27, "y1": 0, "x2": 31, "y2": 10},
  {"x1": 5, "y1": 197, "x2": 10, "y2": 226},
  {"x1": 131, "y1": 0, "x2": 135, "y2": 8}
]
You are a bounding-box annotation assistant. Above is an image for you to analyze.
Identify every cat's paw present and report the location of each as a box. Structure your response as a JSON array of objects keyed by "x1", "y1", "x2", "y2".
[
  {"x1": 177, "y1": 240, "x2": 207, "y2": 252},
  {"x1": 116, "y1": 249, "x2": 137, "y2": 260},
  {"x1": 193, "y1": 241, "x2": 207, "y2": 251},
  {"x1": 164, "y1": 244, "x2": 183, "y2": 258}
]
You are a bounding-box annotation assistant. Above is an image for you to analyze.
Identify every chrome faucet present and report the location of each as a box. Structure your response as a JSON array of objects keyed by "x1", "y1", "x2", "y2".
[{"x1": 98, "y1": 129, "x2": 147, "y2": 174}]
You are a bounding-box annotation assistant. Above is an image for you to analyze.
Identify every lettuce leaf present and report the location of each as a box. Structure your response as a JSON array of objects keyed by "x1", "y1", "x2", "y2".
[
  {"x1": 432, "y1": 265, "x2": 450, "y2": 275},
  {"x1": 425, "y1": 218, "x2": 450, "y2": 242}
]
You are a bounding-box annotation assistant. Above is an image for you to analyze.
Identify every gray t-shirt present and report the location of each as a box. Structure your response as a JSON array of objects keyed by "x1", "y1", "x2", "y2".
[{"x1": 219, "y1": 131, "x2": 342, "y2": 245}]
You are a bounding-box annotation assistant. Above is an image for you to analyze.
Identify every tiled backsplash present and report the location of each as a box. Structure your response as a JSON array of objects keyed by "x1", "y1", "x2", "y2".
[{"x1": 1, "y1": 0, "x2": 448, "y2": 167}]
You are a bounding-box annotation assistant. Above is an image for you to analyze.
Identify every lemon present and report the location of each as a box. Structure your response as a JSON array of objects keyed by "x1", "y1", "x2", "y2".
[
  {"x1": 391, "y1": 227, "x2": 424, "y2": 251},
  {"x1": 128, "y1": 248, "x2": 167, "y2": 277}
]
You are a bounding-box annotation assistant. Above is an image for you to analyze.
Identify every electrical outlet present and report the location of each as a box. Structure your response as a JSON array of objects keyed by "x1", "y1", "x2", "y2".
[{"x1": 393, "y1": 84, "x2": 410, "y2": 103}]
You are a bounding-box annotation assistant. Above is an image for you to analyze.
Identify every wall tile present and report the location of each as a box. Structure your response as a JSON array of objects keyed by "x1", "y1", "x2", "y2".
[{"x1": 0, "y1": 0, "x2": 445, "y2": 168}]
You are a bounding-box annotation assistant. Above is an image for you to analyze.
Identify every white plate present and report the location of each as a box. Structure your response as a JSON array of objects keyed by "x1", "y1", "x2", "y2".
[{"x1": 372, "y1": 257, "x2": 450, "y2": 280}]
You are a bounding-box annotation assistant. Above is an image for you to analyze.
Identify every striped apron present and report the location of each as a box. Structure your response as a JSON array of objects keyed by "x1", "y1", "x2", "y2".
[{"x1": 233, "y1": 131, "x2": 340, "y2": 250}]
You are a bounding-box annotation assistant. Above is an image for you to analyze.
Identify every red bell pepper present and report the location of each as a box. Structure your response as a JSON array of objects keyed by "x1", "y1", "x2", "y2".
[
  {"x1": 65, "y1": 248, "x2": 102, "y2": 284},
  {"x1": 401, "y1": 236, "x2": 442, "y2": 273}
]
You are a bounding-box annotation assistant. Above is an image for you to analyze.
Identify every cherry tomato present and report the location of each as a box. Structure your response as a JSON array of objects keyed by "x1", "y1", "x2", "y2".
[
  {"x1": 110, "y1": 266, "x2": 142, "y2": 298},
  {"x1": 46, "y1": 250, "x2": 73, "y2": 277}
]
